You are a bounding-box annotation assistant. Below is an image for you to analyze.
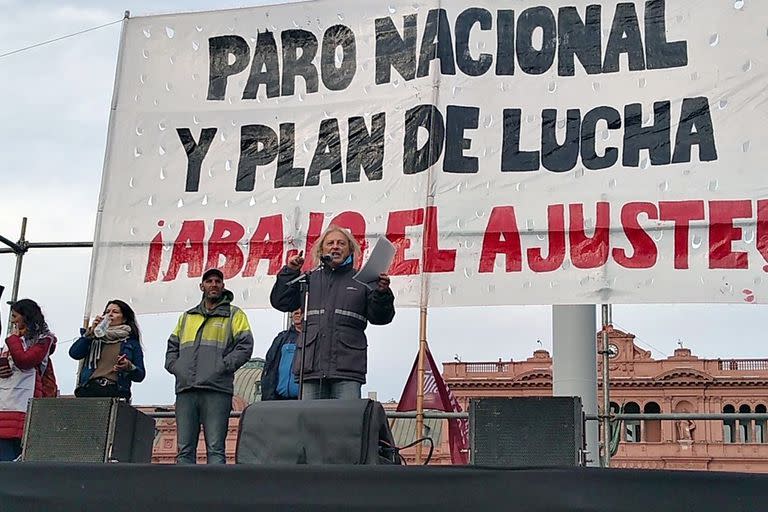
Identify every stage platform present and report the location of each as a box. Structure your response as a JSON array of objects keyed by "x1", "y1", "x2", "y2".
[{"x1": 1, "y1": 464, "x2": 766, "y2": 512}]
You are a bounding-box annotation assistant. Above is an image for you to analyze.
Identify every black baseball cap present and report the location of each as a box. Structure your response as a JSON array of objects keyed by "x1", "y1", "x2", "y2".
[{"x1": 202, "y1": 268, "x2": 224, "y2": 281}]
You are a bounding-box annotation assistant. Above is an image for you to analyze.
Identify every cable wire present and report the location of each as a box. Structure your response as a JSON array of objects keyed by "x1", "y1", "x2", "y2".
[
  {"x1": 613, "y1": 321, "x2": 668, "y2": 358},
  {"x1": 55, "y1": 336, "x2": 81, "y2": 346},
  {"x1": 393, "y1": 437, "x2": 435, "y2": 465},
  {"x1": 0, "y1": 18, "x2": 124, "y2": 60}
]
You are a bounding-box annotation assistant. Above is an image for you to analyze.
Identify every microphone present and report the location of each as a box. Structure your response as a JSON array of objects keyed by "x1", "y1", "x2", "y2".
[{"x1": 287, "y1": 255, "x2": 333, "y2": 286}]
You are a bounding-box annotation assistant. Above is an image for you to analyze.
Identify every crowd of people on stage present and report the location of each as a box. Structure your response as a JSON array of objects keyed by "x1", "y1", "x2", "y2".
[{"x1": 0, "y1": 225, "x2": 395, "y2": 463}]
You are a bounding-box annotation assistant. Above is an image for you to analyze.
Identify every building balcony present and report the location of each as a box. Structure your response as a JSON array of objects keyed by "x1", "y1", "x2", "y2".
[
  {"x1": 717, "y1": 359, "x2": 768, "y2": 372},
  {"x1": 613, "y1": 440, "x2": 768, "y2": 472}
]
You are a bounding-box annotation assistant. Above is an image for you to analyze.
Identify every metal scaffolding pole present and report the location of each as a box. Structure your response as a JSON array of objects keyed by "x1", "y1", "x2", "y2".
[
  {"x1": 599, "y1": 304, "x2": 613, "y2": 467},
  {"x1": 8, "y1": 218, "x2": 28, "y2": 307},
  {"x1": 3, "y1": 218, "x2": 28, "y2": 334},
  {"x1": 0, "y1": 241, "x2": 93, "y2": 255},
  {"x1": 1, "y1": 217, "x2": 94, "y2": 333},
  {"x1": 0, "y1": 235, "x2": 24, "y2": 255}
]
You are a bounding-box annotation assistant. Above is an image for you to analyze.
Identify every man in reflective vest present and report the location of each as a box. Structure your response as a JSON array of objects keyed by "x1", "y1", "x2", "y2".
[{"x1": 165, "y1": 268, "x2": 253, "y2": 464}]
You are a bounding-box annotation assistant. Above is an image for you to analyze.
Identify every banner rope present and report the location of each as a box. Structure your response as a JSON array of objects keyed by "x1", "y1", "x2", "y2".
[{"x1": 0, "y1": 18, "x2": 123, "y2": 60}]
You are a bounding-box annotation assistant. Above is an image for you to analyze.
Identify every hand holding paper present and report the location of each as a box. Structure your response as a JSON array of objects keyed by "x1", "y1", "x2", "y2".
[
  {"x1": 376, "y1": 273, "x2": 391, "y2": 292},
  {"x1": 353, "y1": 237, "x2": 395, "y2": 291}
]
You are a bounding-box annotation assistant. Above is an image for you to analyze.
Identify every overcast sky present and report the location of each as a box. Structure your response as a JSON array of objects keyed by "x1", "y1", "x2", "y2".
[{"x1": 1, "y1": 0, "x2": 766, "y2": 407}]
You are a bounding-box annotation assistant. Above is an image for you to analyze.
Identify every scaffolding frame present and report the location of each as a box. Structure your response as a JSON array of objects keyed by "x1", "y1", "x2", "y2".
[{"x1": 0, "y1": 217, "x2": 92, "y2": 332}]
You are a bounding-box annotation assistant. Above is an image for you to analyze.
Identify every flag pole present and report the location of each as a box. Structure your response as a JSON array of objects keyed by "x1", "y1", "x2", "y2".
[
  {"x1": 414, "y1": 79, "x2": 439, "y2": 464},
  {"x1": 415, "y1": 306, "x2": 428, "y2": 463}
]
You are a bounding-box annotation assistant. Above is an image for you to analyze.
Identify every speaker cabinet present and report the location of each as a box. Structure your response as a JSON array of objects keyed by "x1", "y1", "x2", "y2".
[
  {"x1": 470, "y1": 397, "x2": 584, "y2": 467},
  {"x1": 22, "y1": 398, "x2": 155, "y2": 463},
  {"x1": 236, "y1": 399, "x2": 397, "y2": 464}
]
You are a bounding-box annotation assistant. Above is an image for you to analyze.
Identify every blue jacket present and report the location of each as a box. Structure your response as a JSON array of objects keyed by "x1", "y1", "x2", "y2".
[
  {"x1": 260, "y1": 327, "x2": 299, "y2": 401},
  {"x1": 69, "y1": 333, "x2": 146, "y2": 395}
]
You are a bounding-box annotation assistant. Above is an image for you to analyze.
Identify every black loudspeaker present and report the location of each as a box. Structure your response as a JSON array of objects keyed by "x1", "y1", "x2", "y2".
[
  {"x1": 21, "y1": 398, "x2": 155, "y2": 463},
  {"x1": 470, "y1": 397, "x2": 584, "y2": 467},
  {"x1": 236, "y1": 399, "x2": 398, "y2": 464}
]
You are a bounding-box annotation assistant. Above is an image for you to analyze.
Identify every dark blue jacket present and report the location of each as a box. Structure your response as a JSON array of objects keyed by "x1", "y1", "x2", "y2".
[
  {"x1": 69, "y1": 333, "x2": 146, "y2": 396},
  {"x1": 260, "y1": 327, "x2": 299, "y2": 401},
  {"x1": 270, "y1": 263, "x2": 395, "y2": 384}
]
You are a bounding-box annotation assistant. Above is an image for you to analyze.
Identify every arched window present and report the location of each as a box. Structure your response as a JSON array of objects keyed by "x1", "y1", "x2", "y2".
[
  {"x1": 723, "y1": 404, "x2": 736, "y2": 443},
  {"x1": 756, "y1": 405, "x2": 767, "y2": 444},
  {"x1": 739, "y1": 404, "x2": 752, "y2": 443},
  {"x1": 643, "y1": 402, "x2": 661, "y2": 442},
  {"x1": 624, "y1": 402, "x2": 641, "y2": 442}
]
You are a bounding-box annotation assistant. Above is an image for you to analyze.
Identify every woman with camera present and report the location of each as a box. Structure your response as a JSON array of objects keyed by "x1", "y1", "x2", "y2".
[
  {"x1": 69, "y1": 299, "x2": 145, "y2": 401},
  {"x1": 0, "y1": 299, "x2": 56, "y2": 461}
]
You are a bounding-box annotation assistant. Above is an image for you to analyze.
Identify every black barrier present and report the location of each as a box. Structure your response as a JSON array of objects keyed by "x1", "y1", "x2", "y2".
[{"x1": 1, "y1": 464, "x2": 766, "y2": 512}]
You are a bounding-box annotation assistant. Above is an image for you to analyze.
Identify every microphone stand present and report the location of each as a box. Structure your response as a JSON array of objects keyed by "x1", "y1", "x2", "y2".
[{"x1": 287, "y1": 258, "x2": 329, "y2": 399}]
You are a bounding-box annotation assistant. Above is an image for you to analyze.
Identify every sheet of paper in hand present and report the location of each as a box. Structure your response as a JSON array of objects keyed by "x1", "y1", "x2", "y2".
[{"x1": 353, "y1": 237, "x2": 396, "y2": 291}]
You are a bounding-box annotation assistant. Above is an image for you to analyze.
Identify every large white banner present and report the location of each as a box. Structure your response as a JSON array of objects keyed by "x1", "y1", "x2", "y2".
[{"x1": 88, "y1": 0, "x2": 768, "y2": 314}]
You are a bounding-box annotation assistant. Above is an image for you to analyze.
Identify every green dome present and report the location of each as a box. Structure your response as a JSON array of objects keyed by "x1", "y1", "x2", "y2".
[{"x1": 233, "y1": 358, "x2": 265, "y2": 404}]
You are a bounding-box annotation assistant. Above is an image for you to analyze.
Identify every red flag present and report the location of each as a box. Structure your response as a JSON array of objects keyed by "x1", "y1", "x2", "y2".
[{"x1": 397, "y1": 345, "x2": 469, "y2": 464}]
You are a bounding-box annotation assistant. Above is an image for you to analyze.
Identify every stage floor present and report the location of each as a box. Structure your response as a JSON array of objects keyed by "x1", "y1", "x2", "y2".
[{"x1": 1, "y1": 463, "x2": 765, "y2": 512}]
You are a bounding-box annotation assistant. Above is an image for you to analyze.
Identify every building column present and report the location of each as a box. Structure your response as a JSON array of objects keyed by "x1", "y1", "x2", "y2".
[
  {"x1": 664, "y1": 397, "x2": 674, "y2": 442},
  {"x1": 712, "y1": 397, "x2": 724, "y2": 442},
  {"x1": 552, "y1": 305, "x2": 599, "y2": 467}
]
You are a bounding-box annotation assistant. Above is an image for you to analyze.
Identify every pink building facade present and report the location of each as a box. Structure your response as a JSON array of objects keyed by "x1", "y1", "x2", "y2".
[
  {"x1": 442, "y1": 328, "x2": 768, "y2": 472},
  {"x1": 142, "y1": 329, "x2": 768, "y2": 471}
]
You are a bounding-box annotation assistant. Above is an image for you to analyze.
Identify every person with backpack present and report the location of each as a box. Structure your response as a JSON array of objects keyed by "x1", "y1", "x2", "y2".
[
  {"x1": 69, "y1": 299, "x2": 145, "y2": 401},
  {"x1": 261, "y1": 309, "x2": 302, "y2": 401},
  {"x1": 0, "y1": 299, "x2": 56, "y2": 461},
  {"x1": 165, "y1": 268, "x2": 254, "y2": 464}
]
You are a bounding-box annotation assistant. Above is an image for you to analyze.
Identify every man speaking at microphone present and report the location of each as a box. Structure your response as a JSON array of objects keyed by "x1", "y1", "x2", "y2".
[{"x1": 270, "y1": 225, "x2": 395, "y2": 400}]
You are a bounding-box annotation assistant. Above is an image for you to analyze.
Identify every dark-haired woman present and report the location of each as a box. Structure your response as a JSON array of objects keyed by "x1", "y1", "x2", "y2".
[
  {"x1": 70, "y1": 300, "x2": 145, "y2": 401},
  {"x1": 0, "y1": 299, "x2": 57, "y2": 461}
]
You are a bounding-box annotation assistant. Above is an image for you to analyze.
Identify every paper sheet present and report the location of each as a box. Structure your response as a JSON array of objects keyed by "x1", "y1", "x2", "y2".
[{"x1": 353, "y1": 237, "x2": 396, "y2": 290}]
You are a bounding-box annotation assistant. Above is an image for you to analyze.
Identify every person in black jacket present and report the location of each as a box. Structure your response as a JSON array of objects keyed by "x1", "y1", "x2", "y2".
[
  {"x1": 260, "y1": 309, "x2": 302, "y2": 401},
  {"x1": 270, "y1": 225, "x2": 395, "y2": 399}
]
